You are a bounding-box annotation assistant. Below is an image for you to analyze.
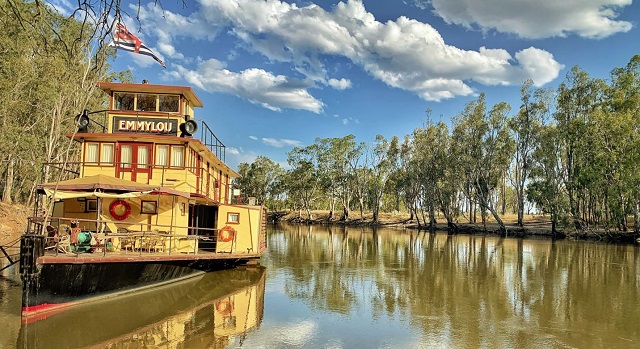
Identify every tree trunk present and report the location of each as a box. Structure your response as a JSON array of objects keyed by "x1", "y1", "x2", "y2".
[
  {"x1": 633, "y1": 197, "x2": 639, "y2": 234},
  {"x1": 487, "y1": 205, "x2": 507, "y2": 236},
  {"x1": 517, "y1": 189, "x2": 524, "y2": 227},
  {"x1": 2, "y1": 155, "x2": 14, "y2": 204}
]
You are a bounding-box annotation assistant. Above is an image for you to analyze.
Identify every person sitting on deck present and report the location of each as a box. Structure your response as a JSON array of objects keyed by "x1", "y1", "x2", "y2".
[
  {"x1": 45, "y1": 225, "x2": 59, "y2": 248},
  {"x1": 70, "y1": 219, "x2": 81, "y2": 245}
]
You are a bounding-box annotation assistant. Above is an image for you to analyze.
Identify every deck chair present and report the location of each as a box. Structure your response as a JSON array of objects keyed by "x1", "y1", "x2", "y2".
[
  {"x1": 56, "y1": 235, "x2": 72, "y2": 254},
  {"x1": 119, "y1": 235, "x2": 135, "y2": 252},
  {"x1": 45, "y1": 226, "x2": 58, "y2": 249}
]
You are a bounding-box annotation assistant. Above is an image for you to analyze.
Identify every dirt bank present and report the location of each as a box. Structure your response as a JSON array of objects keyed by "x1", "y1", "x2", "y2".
[
  {"x1": 0, "y1": 202, "x2": 30, "y2": 245},
  {"x1": 272, "y1": 210, "x2": 640, "y2": 244},
  {"x1": 2, "y1": 204, "x2": 638, "y2": 245}
]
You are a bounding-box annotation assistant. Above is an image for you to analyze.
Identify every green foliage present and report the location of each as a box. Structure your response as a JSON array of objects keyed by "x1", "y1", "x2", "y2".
[
  {"x1": 0, "y1": 0, "x2": 127, "y2": 204},
  {"x1": 234, "y1": 156, "x2": 285, "y2": 208}
]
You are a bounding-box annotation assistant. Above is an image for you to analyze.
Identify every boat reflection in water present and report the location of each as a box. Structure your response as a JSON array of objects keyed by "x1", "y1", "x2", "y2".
[{"x1": 18, "y1": 266, "x2": 265, "y2": 349}]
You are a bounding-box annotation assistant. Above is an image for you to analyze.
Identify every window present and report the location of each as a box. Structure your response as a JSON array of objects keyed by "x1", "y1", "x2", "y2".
[
  {"x1": 86, "y1": 199, "x2": 98, "y2": 212},
  {"x1": 156, "y1": 145, "x2": 169, "y2": 167},
  {"x1": 156, "y1": 145, "x2": 184, "y2": 168},
  {"x1": 137, "y1": 145, "x2": 149, "y2": 168},
  {"x1": 159, "y1": 95, "x2": 179, "y2": 112},
  {"x1": 227, "y1": 212, "x2": 239, "y2": 224},
  {"x1": 141, "y1": 201, "x2": 157, "y2": 214},
  {"x1": 114, "y1": 93, "x2": 135, "y2": 110},
  {"x1": 171, "y1": 146, "x2": 184, "y2": 167},
  {"x1": 86, "y1": 143, "x2": 99, "y2": 163},
  {"x1": 137, "y1": 94, "x2": 156, "y2": 111},
  {"x1": 121, "y1": 145, "x2": 132, "y2": 168},
  {"x1": 101, "y1": 143, "x2": 114, "y2": 164}
]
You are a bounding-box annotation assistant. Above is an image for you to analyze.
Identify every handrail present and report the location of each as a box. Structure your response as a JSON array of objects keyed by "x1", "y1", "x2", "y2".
[{"x1": 27, "y1": 215, "x2": 245, "y2": 257}]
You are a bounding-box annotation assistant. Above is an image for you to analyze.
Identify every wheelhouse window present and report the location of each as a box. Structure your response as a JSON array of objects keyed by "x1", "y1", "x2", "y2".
[
  {"x1": 113, "y1": 92, "x2": 181, "y2": 112},
  {"x1": 137, "y1": 94, "x2": 156, "y2": 112},
  {"x1": 159, "y1": 95, "x2": 179, "y2": 112},
  {"x1": 114, "y1": 93, "x2": 134, "y2": 110}
]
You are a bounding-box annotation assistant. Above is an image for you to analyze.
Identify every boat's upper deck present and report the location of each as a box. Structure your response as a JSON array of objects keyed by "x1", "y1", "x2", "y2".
[{"x1": 55, "y1": 81, "x2": 239, "y2": 206}]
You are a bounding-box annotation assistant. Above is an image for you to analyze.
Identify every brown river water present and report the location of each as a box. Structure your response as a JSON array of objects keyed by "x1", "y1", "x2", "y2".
[{"x1": 1, "y1": 223, "x2": 639, "y2": 348}]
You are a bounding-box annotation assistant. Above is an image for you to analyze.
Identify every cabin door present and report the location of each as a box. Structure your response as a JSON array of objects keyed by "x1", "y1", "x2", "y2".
[{"x1": 117, "y1": 142, "x2": 152, "y2": 182}]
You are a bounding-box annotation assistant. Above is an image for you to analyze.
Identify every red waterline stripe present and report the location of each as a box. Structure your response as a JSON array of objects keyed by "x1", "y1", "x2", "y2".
[{"x1": 21, "y1": 301, "x2": 77, "y2": 324}]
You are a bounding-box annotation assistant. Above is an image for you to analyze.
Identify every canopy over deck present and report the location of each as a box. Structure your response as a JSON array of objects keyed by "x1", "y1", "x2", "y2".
[{"x1": 37, "y1": 174, "x2": 189, "y2": 198}]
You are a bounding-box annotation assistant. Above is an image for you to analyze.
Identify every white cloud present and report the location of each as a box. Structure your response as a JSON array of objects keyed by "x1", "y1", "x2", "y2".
[
  {"x1": 258, "y1": 138, "x2": 303, "y2": 148},
  {"x1": 341, "y1": 116, "x2": 360, "y2": 125},
  {"x1": 226, "y1": 147, "x2": 241, "y2": 155},
  {"x1": 427, "y1": 0, "x2": 633, "y2": 39},
  {"x1": 170, "y1": 59, "x2": 324, "y2": 113},
  {"x1": 225, "y1": 147, "x2": 258, "y2": 169},
  {"x1": 328, "y1": 78, "x2": 352, "y2": 90},
  {"x1": 140, "y1": 0, "x2": 566, "y2": 105},
  {"x1": 192, "y1": 0, "x2": 563, "y2": 100}
]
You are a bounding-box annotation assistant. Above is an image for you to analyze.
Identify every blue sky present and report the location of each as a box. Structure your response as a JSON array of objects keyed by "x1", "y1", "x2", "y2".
[{"x1": 58, "y1": 0, "x2": 639, "y2": 170}]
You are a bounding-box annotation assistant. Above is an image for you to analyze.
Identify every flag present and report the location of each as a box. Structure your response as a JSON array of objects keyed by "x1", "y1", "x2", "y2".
[{"x1": 109, "y1": 23, "x2": 166, "y2": 68}]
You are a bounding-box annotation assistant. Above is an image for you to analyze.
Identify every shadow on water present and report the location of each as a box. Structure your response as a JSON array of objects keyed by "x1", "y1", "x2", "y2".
[{"x1": 17, "y1": 266, "x2": 266, "y2": 349}]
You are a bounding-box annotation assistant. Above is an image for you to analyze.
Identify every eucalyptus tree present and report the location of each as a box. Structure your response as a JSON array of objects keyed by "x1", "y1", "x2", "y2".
[
  {"x1": 527, "y1": 125, "x2": 567, "y2": 235},
  {"x1": 0, "y1": 0, "x2": 116, "y2": 205},
  {"x1": 554, "y1": 66, "x2": 607, "y2": 229},
  {"x1": 314, "y1": 135, "x2": 362, "y2": 221},
  {"x1": 411, "y1": 123, "x2": 441, "y2": 230},
  {"x1": 508, "y1": 80, "x2": 552, "y2": 226},
  {"x1": 395, "y1": 134, "x2": 421, "y2": 221},
  {"x1": 453, "y1": 94, "x2": 514, "y2": 234},
  {"x1": 367, "y1": 135, "x2": 399, "y2": 223},
  {"x1": 286, "y1": 147, "x2": 321, "y2": 220},
  {"x1": 234, "y1": 156, "x2": 284, "y2": 208},
  {"x1": 452, "y1": 95, "x2": 487, "y2": 224},
  {"x1": 598, "y1": 55, "x2": 640, "y2": 232},
  {"x1": 430, "y1": 122, "x2": 461, "y2": 232}
]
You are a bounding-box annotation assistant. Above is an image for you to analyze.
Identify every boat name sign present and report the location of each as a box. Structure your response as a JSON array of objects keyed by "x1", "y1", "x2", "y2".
[{"x1": 113, "y1": 116, "x2": 179, "y2": 136}]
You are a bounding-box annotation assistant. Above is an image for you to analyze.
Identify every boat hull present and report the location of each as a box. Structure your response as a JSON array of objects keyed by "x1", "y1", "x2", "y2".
[
  {"x1": 21, "y1": 256, "x2": 258, "y2": 320},
  {"x1": 18, "y1": 266, "x2": 266, "y2": 348}
]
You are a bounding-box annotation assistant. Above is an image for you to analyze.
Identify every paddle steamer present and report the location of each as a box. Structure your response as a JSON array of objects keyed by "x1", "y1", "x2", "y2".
[{"x1": 19, "y1": 81, "x2": 267, "y2": 321}]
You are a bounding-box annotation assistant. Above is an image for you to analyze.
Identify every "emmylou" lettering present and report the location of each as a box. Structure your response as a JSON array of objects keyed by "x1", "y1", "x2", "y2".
[{"x1": 118, "y1": 120, "x2": 173, "y2": 133}]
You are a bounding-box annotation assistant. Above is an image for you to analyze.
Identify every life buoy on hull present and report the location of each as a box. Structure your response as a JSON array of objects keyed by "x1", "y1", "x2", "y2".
[
  {"x1": 109, "y1": 200, "x2": 131, "y2": 220},
  {"x1": 218, "y1": 226, "x2": 236, "y2": 242},
  {"x1": 216, "y1": 300, "x2": 234, "y2": 316}
]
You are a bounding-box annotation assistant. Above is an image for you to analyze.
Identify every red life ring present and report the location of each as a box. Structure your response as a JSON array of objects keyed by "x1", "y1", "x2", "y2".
[
  {"x1": 216, "y1": 300, "x2": 234, "y2": 315},
  {"x1": 109, "y1": 200, "x2": 131, "y2": 221},
  {"x1": 218, "y1": 226, "x2": 236, "y2": 242}
]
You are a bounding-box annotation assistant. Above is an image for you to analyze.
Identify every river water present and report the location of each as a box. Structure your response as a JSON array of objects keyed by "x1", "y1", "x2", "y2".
[{"x1": 1, "y1": 223, "x2": 639, "y2": 348}]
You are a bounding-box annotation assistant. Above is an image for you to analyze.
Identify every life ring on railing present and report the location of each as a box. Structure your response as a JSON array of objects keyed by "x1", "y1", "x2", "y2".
[
  {"x1": 216, "y1": 300, "x2": 234, "y2": 316},
  {"x1": 109, "y1": 200, "x2": 131, "y2": 221},
  {"x1": 218, "y1": 226, "x2": 236, "y2": 242}
]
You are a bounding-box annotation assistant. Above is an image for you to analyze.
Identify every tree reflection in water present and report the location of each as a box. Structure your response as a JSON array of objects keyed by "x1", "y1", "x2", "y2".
[{"x1": 265, "y1": 223, "x2": 640, "y2": 348}]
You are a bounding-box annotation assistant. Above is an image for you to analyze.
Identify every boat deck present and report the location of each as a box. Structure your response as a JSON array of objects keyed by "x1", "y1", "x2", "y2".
[{"x1": 39, "y1": 248, "x2": 262, "y2": 264}]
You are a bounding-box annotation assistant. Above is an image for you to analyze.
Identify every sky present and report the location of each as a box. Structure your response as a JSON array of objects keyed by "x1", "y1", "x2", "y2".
[{"x1": 56, "y1": 0, "x2": 640, "y2": 170}]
